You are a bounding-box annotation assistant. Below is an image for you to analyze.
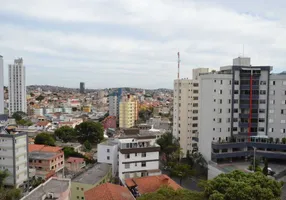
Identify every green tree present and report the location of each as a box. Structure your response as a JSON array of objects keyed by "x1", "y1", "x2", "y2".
[
  {"x1": 0, "y1": 170, "x2": 22, "y2": 200},
  {"x1": 30, "y1": 92, "x2": 35, "y2": 97},
  {"x1": 54, "y1": 126, "x2": 76, "y2": 142},
  {"x1": 75, "y1": 121, "x2": 104, "y2": 144},
  {"x1": 17, "y1": 119, "x2": 33, "y2": 126},
  {"x1": 83, "y1": 140, "x2": 92, "y2": 151},
  {"x1": 36, "y1": 95, "x2": 45, "y2": 102},
  {"x1": 138, "y1": 186, "x2": 204, "y2": 200},
  {"x1": 12, "y1": 111, "x2": 26, "y2": 121},
  {"x1": 34, "y1": 132, "x2": 55, "y2": 146},
  {"x1": 170, "y1": 163, "x2": 195, "y2": 185},
  {"x1": 202, "y1": 170, "x2": 283, "y2": 200},
  {"x1": 156, "y1": 132, "x2": 180, "y2": 162}
]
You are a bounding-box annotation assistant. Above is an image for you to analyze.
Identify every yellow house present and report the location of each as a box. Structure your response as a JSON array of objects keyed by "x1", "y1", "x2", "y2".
[
  {"x1": 71, "y1": 163, "x2": 112, "y2": 200},
  {"x1": 119, "y1": 95, "x2": 138, "y2": 128},
  {"x1": 82, "y1": 105, "x2": 91, "y2": 113}
]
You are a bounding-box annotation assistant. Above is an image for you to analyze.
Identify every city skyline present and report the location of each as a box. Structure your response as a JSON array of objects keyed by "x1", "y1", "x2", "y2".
[{"x1": 1, "y1": 0, "x2": 286, "y2": 89}]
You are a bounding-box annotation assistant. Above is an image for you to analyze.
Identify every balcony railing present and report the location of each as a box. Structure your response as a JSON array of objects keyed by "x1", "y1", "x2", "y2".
[{"x1": 239, "y1": 113, "x2": 258, "y2": 118}]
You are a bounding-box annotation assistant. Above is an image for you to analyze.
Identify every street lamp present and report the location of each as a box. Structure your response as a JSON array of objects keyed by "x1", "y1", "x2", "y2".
[{"x1": 252, "y1": 146, "x2": 257, "y2": 171}]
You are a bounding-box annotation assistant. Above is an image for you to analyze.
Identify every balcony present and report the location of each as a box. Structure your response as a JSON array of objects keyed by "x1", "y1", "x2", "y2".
[
  {"x1": 238, "y1": 132, "x2": 258, "y2": 136},
  {"x1": 239, "y1": 104, "x2": 258, "y2": 109},
  {"x1": 240, "y1": 85, "x2": 259, "y2": 90},
  {"x1": 239, "y1": 113, "x2": 258, "y2": 118},
  {"x1": 239, "y1": 122, "x2": 257, "y2": 128},
  {"x1": 240, "y1": 94, "x2": 259, "y2": 100}
]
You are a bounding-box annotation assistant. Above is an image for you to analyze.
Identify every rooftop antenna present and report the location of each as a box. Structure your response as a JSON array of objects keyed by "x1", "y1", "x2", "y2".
[
  {"x1": 177, "y1": 52, "x2": 180, "y2": 79},
  {"x1": 243, "y1": 44, "x2": 245, "y2": 57}
]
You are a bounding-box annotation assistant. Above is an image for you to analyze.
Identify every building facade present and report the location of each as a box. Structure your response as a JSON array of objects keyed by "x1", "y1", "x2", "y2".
[
  {"x1": 118, "y1": 136, "x2": 161, "y2": 183},
  {"x1": 80, "y1": 82, "x2": 85, "y2": 94},
  {"x1": 173, "y1": 68, "x2": 209, "y2": 157},
  {"x1": 119, "y1": 95, "x2": 138, "y2": 128},
  {"x1": 198, "y1": 57, "x2": 286, "y2": 162},
  {"x1": 8, "y1": 58, "x2": 27, "y2": 116},
  {"x1": 0, "y1": 121, "x2": 29, "y2": 188},
  {"x1": 108, "y1": 95, "x2": 118, "y2": 117},
  {"x1": 0, "y1": 56, "x2": 4, "y2": 114}
]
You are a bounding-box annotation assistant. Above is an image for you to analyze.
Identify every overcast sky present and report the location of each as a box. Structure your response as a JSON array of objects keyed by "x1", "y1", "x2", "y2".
[{"x1": 1, "y1": 0, "x2": 286, "y2": 89}]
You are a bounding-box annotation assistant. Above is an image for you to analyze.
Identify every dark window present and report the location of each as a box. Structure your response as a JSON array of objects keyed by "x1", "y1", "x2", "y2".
[
  {"x1": 141, "y1": 162, "x2": 146, "y2": 167},
  {"x1": 234, "y1": 90, "x2": 239, "y2": 94}
]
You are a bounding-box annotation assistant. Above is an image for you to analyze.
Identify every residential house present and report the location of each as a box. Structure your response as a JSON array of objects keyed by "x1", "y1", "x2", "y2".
[
  {"x1": 29, "y1": 144, "x2": 64, "y2": 180},
  {"x1": 66, "y1": 157, "x2": 86, "y2": 172}
]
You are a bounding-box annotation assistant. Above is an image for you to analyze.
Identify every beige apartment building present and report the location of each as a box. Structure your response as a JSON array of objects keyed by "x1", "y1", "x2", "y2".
[
  {"x1": 173, "y1": 68, "x2": 209, "y2": 157},
  {"x1": 119, "y1": 95, "x2": 138, "y2": 128}
]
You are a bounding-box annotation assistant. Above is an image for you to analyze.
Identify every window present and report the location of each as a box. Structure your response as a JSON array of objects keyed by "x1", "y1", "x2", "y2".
[
  {"x1": 269, "y1": 109, "x2": 274, "y2": 114},
  {"x1": 77, "y1": 196, "x2": 79, "y2": 199},
  {"x1": 220, "y1": 80, "x2": 223, "y2": 85},
  {"x1": 282, "y1": 100, "x2": 286, "y2": 105},
  {"x1": 228, "y1": 109, "x2": 231, "y2": 113},
  {"x1": 107, "y1": 156, "x2": 110, "y2": 160},
  {"x1": 219, "y1": 99, "x2": 222, "y2": 104},
  {"x1": 234, "y1": 80, "x2": 239, "y2": 85},
  {"x1": 258, "y1": 127, "x2": 265, "y2": 132},
  {"x1": 234, "y1": 99, "x2": 238, "y2": 104},
  {"x1": 135, "y1": 163, "x2": 137, "y2": 167},
  {"x1": 234, "y1": 109, "x2": 238, "y2": 113},
  {"x1": 270, "y1": 100, "x2": 275, "y2": 104},
  {"x1": 259, "y1": 118, "x2": 265, "y2": 122},
  {"x1": 219, "y1": 90, "x2": 223, "y2": 94},
  {"x1": 281, "y1": 129, "x2": 286, "y2": 133},
  {"x1": 259, "y1": 109, "x2": 265, "y2": 113},
  {"x1": 214, "y1": 89, "x2": 216, "y2": 93},
  {"x1": 260, "y1": 90, "x2": 266, "y2": 95},
  {"x1": 269, "y1": 128, "x2": 274, "y2": 132},
  {"x1": 125, "y1": 163, "x2": 130, "y2": 169},
  {"x1": 142, "y1": 153, "x2": 146, "y2": 157},
  {"x1": 135, "y1": 153, "x2": 137, "y2": 157},
  {"x1": 269, "y1": 119, "x2": 274, "y2": 123},
  {"x1": 77, "y1": 187, "x2": 79, "y2": 190},
  {"x1": 259, "y1": 100, "x2": 266, "y2": 104},
  {"x1": 281, "y1": 120, "x2": 286, "y2": 124},
  {"x1": 141, "y1": 162, "x2": 146, "y2": 167},
  {"x1": 81, "y1": 188, "x2": 84, "y2": 191},
  {"x1": 281, "y1": 109, "x2": 286, "y2": 115},
  {"x1": 260, "y1": 81, "x2": 266, "y2": 85},
  {"x1": 233, "y1": 118, "x2": 238, "y2": 122},
  {"x1": 270, "y1": 90, "x2": 275, "y2": 95},
  {"x1": 125, "y1": 154, "x2": 130, "y2": 159},
  {"x1": 218, "y1": 118, "x2": 222, "y2": 123},
  {"x1": 234, "y1": 90, "x2": 239, "y2": 94},
  {"x1": 219, "y1": 109, "x2": 222, "y2": 113},
  {"x1": 107, "y1": 149, "x2": 110, "y2": 153},
  {"x1": 270, "y1": 81, "x2": 276, "y2": 85}
]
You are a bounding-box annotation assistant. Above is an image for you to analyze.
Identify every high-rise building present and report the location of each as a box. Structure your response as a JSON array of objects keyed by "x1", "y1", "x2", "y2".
[
  {"x1": 198, "y1": 57, "x2": 286, "y2": 162},
  {"x1": 0, "y1": 114, "x2": 29, "y2": 188},
  {"x1": 109, "y1": 94, "x2": 118, "y2": 117},
  {"x1": 119, "y1": 95, "x2": 138, "y2": 128},
  {"x1": 0, "y1": 56, "x2": 4, "y2": 114},
  {"x1": 8, "y1": 58, "x2": 27, "y2": 116},
  {"x1": 80, "y1": 82, "x2": 85, "y2": 94},
  {"x1": 173, "y1": 68, "x2": 209, "y2": 157}
]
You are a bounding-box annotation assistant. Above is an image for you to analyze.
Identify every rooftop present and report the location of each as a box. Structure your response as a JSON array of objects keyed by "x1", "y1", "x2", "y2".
[
  {"x1": 29, "y1": 144, "x2": 63, "y2": 153},
  {"x1": 100, "y1": 139, "x2": 118, "y2": 146},
  {"x1": 66, "y1": 157, "x2": 85, "y2": 163},
  {"x1": 72, "y1": 163, "x2": 111, "y2": 185},
  {"x1": 84, "y1": 183, "x2": 135, "y2": 200},
  {"x1": 125, "y1": 174, "x2": 181, "y2": 194},
  {"x1": 29, "y1": 151, "x2": 57, "y2": 160},
  {"x1": 20, "y1": 177, "x2": 70, "y2": 200}
]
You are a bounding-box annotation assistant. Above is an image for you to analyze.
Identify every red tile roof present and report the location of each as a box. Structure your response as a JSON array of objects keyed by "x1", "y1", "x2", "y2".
[
  {"x1": 29, "y1": 144, "x2": 62, "y2": 153},
  {"x1": 66, "y1": 157, "x2": 84, "y2": 163},
  {"x1": 125, "y1": 174, "x2": 181, "y2": 194},
  {"x1": 84, "y1": 183, "x2": 135, "y2": 200},
  {"x1": 36, "y1": 121, "x2": 50, "y2": 127}
]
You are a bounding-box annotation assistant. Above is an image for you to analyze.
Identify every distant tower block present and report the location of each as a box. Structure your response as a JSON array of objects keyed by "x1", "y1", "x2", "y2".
[{"x1": 80, "y1": 82, "x2": 85, "y2": 94}]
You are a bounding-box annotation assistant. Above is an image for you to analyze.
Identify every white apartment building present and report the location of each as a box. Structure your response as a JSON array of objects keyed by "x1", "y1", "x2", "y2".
[
  {"x1": 173, "y1": 68, "x2": 209, "y2": 157},
  {"x1": 118, "y1": 135, "x2": 161, "y2": 183},
  {"x1": 97, "y1": 134, "x2": 161, "y2": 184},
  {"x1": 0, "y1": 115, "x2": 29, "y2": 187},
  {"x1": 0, "y1": 56, "x2": 4, "y2": 114},
  {"x1": 108, "y1": 95, "x2": 118, "y2": 117},
  {"x1": 8, "y1": 58, "x2": 27, "y2": 116},
  {"x1": 97, "y1": 139, "x2": 118, "y2": 177},
  {"x1": 198, "y1": 57, "x2": 286, "y2": 162}
]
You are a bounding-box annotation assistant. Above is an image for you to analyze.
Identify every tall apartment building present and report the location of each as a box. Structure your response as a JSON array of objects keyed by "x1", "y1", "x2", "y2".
[
  {"x1": 199, "y1": 57, "x2": 286, "y2": 162},
  {"x1": 119, "y1": 95, "x2": 138, "y2": 128},
  {"x1": 0, "y1": 56, "x2": 4, "y2": 114},
  {"x1": 108, "y1": 94, "x2": 118, "y2": 117},
  {"x1": 173, "y1": 68, "x2": 209, "y2": 157},
  {"x1": 80, "y1": 82, "x2": 85, "y2": 94},
  {"x1": 0, "y1": 115, "x2": 29, "y2": 187},
  {"x1": 8, "y1": 58, "x2": 27, "y2": 116}
]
